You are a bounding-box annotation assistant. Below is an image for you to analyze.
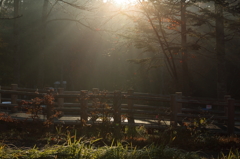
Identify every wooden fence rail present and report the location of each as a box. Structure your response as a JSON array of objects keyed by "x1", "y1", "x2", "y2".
[{"x1": 0, "y1": 84, "x2": 240, "y2": 135}]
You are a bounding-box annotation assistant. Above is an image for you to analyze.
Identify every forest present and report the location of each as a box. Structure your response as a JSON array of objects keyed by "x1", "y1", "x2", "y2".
[
  {"x1": 0, "y1": 0, "x2": 240, "y2": 98},
  {"x1": 1, "y1": 1, "x2": 240, "y2": 158}
]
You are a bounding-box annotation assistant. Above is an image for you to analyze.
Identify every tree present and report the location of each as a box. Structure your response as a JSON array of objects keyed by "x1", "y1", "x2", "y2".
[
  {"x1": 37, "y1": 0, "x2": 49, "y2": 88},
  {"x1": 215, "y1": 1, "x2": 226, "y2": 98},
  {"x1": 181, "y1": 0, "x2": 191, "y2": 95},
  {"x1": 192, "y1": 0, "x2": 240, "y2": 97},
  {"x1": 115, "y1": 0, "x2": 240, "y2": 97},
  {"x1": 0, "y1": 0, "x2": 22, "y2": 85},
  {"x1": 13, "y1": 0, "x2": 21, "y2": 84},
  {"x1": 118, "y1": 0, "x2": 198, "y2": 94}
]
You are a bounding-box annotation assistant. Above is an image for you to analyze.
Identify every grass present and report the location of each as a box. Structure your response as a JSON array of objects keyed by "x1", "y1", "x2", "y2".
[
  {"x1": 218, "y1": 149, "x2": 240, "y2": 159},
  {"x1": 1, "y1": 140, "x2": 239, "y2": 159},
  {"x1": 1, "y1": 96, "x2": 240, "y2": 159},
  {"x1": 0, "y1": 134, "x2": 201, "y2": 159},
  {"x1": 0, "y1": 127, "x2": 240, "y2": 159},
  {"x1": 1, "y1": 121, "x2": 240, "y2": 158}
]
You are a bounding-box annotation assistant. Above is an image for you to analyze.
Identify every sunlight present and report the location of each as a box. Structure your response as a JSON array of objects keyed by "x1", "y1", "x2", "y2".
[{"x1": 103, "y1": 0, "x2": 138, "y2": 6}]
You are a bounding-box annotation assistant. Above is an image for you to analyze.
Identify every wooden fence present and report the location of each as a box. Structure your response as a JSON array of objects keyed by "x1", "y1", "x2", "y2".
[{"x1": 0, "y1": 84, "x2": 240, "y2": 135}]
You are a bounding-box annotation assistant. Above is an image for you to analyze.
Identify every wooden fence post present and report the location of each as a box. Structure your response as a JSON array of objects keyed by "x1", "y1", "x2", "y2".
[
  {"x1": 113, "y1": 90, "x2": 121, "y2": 139},
  {"x1": 0, "y1": 86, "x2": 1, "y2": 104},
  {"x1": 11, "y1": 84, "x2": 18, "y2": 113},
  {"x1": 92, "y1": 88, "x2": 99, "y2": 106},
  {"x1": 227, "y1": 98, "x2": 235, "y2": 135},
  {"x1": 46, "y1": 104, "x2": 53, "y2": 121},
  {"x1": 127, "y1": 89, "x2": 134, "y2": 125},
  {"x1": 57, "y1": 88, "x2": 64, "y2": 108},
  {"x1": 113, "y1": 90, "x2": 121, "y2": 123},
  {"x1": 224, "y1": 95, "x2": 231, "y2": 117},
  {"x1": 80, "y1": 90, "x2": 88, "y2": 127},
  {"x1": 91, "y1": 88, "x2": 99, "y2": 122},
  {"x1": 175, "y1": 92, "x2": 182, "y2": 125},
  {"x1": 46, "y1": 90, "x2": 54, "y2": 121},
  {"x1": 127, "y1": 89, "x2": 136, "y2": 139},
  {"x1": 170, "y1": 94, "x2": 177, "y2": 127},
  {"x1": 46, "y1": 93, "x2": 55, "y2": 132},
  {"x1": 92, "y1": 88, "x2": 99, "y2": 94}
]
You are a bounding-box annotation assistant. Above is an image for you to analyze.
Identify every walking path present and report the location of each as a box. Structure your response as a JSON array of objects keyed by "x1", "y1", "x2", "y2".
[{"x1": 2, "y1": 112, "x2": 239, "y2": 134}]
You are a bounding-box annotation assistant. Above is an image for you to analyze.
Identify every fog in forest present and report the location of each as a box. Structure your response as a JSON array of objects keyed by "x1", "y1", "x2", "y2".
[{"x1": 0, "y1": 0, "x2": 240, "y2": 98}]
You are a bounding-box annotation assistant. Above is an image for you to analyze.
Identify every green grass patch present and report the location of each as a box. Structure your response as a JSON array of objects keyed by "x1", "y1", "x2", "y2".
[{"x1": 0, "y1": 138, "x2": 201, "y2": 159}]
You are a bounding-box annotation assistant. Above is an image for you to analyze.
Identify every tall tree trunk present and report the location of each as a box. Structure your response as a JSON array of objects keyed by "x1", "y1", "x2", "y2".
[
  {"x1": 37, "y1": 0, "x2": 49, "y2": 88},
  {"x1": 215, "y1": 2, "x2": 226, "y2": 98},
  {"x1": 13, "y1": 0, "x2": 21, "y2": 84},
  {"x1": 181, "y1": 0, "x2": 190, "y2": 96}
]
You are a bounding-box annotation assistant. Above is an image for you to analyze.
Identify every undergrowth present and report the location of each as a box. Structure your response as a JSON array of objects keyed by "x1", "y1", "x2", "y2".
[
  {"x1": 1, "y1": 93, "x2": 240, "y2": 158},
  {"x1": 0, "y1": 131, "x2": 201, "y2": 159}
]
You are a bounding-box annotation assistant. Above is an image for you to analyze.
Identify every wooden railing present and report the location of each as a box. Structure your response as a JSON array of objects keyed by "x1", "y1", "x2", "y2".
[{"x1": 0, "y1": 84, "x2": 240, "y2": 135}]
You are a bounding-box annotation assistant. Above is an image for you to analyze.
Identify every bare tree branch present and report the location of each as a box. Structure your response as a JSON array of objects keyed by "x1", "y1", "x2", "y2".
[
  {"x1": 59, "y1": 0, "x2": 89, "y2": 11},
  {"x1": 46, "y1": 18, "x2": 95, "y2": 31}
]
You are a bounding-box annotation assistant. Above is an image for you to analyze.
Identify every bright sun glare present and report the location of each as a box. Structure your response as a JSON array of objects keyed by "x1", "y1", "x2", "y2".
[{"x1": 103, "y1": 0, "x2": 137, "y2": 6}]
